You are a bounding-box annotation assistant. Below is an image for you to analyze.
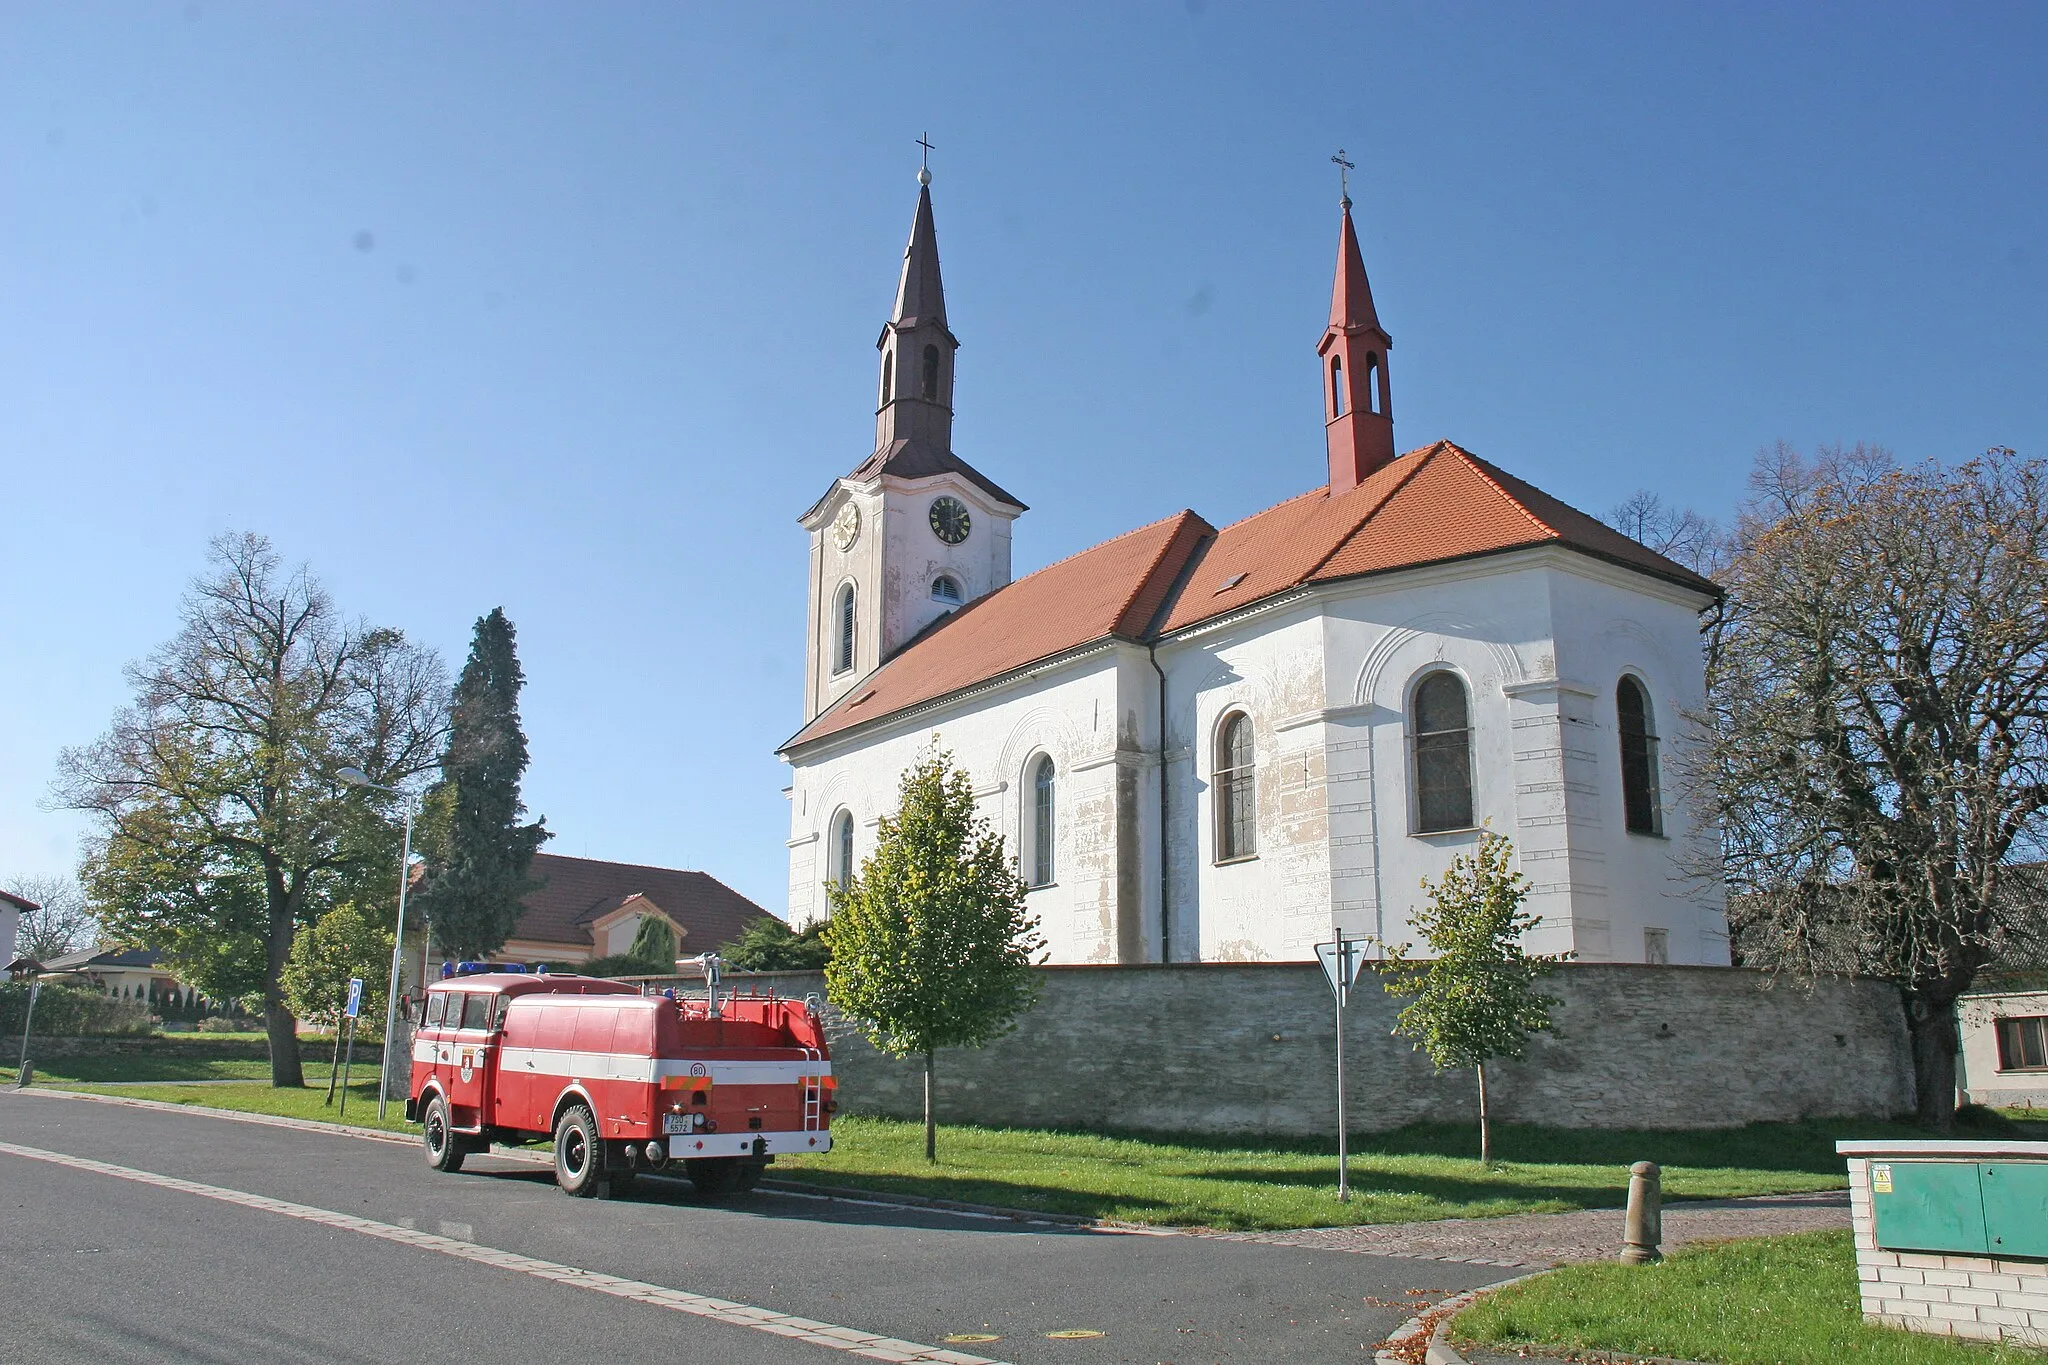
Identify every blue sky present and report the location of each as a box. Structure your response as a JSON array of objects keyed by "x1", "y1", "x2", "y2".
[{"x1": 4, "y1": 3, "x2": 2044, "y2": 915}]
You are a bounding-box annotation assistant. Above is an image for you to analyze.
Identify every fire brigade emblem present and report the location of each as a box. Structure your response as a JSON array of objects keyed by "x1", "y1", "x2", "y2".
[{"x1": 459, "y1": 1049, "x2": 475, "y2": 1084}]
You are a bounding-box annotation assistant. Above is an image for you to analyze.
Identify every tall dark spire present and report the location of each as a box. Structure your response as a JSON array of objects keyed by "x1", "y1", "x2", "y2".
[
  {"x1": 875, "y1": 168, "x2": 960, "y2": 455},
  {"x1": 1318, "y1": 200, "x2": 1395, "y2": 493}
]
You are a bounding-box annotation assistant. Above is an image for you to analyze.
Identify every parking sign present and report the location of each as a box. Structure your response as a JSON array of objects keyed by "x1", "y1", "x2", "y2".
[{"x1": 345, "y1": 978, "x2": 363, "y2": 1018}]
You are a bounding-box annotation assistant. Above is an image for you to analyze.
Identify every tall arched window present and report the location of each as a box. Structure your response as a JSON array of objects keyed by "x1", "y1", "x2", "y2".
[
  {"x1": 931, "y1": 575, "x2": 962, "y2": 605},
  {"x1": 833, "y1": 583, "x2": 856, "y2": 675},
  {"x1": 1364, "y1": 352, "x2": 1382, "y2": 415},
  {"x1": 1030, "y1": 755, "x2": 1056, "y2": 887},
  {"x1": 1617, "y1": 675, "x2": 1662, "y2": 835},
  {"x1": 880, "y1": 353, "x2": 892, "y2": 405},
  {"x1": 1216, "y1": 712, "x2": 1257, "y2": 861},
  {"x1": 921, "y1": 344, "x2": 941, "y2": 400},
  {"x1": 831, "y1": 809, "x2": 855, "y2": 887},
  {"x1": 1330, "y1": 355, "x2": 1346, "y2": 417},
  {"x1": 1412, "y1": 672, "x2": 1474, "y2": 833}
]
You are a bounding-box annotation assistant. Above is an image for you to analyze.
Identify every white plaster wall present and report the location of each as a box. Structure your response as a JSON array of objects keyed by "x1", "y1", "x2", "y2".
[
  {"x1": 0, "y1": 902, "x2": 16, "y2": 968},
  {"x1": 1545, "y1": 559, "x2": 1729, "y2": 964},
  {"x1": 785, "y1": 546, "x2": 1721, "y2": 973},
  {"x1": 1958, "y1": 990, "x2": 2048, "y2": 1107},
  {"x1": 785, "y1": 653, "x2": 1133, "y2": 964}
]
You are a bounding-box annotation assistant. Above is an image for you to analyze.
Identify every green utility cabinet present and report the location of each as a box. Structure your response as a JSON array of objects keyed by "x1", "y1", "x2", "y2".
[{"x1": 1871, "y1": 1160, "x2": 2048, "y2": 1258}]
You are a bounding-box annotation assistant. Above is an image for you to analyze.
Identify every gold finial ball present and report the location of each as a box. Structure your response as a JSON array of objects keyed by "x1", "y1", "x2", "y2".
[{"x1": 917, "y1": 166, "x2": 932, "y2": 187}]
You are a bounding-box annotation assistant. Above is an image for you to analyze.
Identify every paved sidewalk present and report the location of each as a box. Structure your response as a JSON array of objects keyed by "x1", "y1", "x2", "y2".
[{"x1": 1203, "y1": 1189, "x2": 1850, "y2": 1268}]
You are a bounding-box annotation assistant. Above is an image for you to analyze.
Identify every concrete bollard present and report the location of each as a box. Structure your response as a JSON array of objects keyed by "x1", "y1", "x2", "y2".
[{"x1": 1620, "y1": 1160, "x2": 1663, "y2": 1265}]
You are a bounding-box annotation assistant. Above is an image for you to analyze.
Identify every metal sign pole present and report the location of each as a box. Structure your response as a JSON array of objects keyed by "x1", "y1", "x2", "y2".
[
  {"x1": 339, "y1": 977, "x2": 363, "y2": 1117},
  {"x1": 1335, "y1": 928, "x2": 1349, "y2": 1201}
]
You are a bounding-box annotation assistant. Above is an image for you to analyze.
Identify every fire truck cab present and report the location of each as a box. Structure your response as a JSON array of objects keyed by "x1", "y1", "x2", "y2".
[{"x1": 407, "y1": 964, "x2": 833, "y2": 1197}]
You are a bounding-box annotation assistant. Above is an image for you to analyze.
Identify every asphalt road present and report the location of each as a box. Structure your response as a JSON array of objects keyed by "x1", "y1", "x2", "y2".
[{"x1": 0, "y1": 1090, "x2": 1506, "y2": 1364}]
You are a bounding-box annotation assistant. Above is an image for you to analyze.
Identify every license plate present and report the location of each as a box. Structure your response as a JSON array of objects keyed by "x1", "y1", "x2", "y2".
[{"x1": 661, "y1": 1114, "x2": 689, "y2": 1135}]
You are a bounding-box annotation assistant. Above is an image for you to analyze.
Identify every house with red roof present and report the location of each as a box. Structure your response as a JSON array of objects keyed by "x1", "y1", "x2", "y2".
[
  {"x1": 493, "y1": 852, "x2": 769, "y2": 967},
  {"x1": 779, "y1": 170, "x2": 1726, "y2": 969}
]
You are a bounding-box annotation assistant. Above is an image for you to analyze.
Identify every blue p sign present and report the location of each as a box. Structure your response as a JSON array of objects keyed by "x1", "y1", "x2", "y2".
[{"x1": 345, "y1": 978, "x2": 364, "y2": 1018}]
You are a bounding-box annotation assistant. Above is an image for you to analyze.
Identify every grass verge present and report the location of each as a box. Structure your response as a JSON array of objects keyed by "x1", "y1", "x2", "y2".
[
  {"x1": 1454, "y1": 1229, "x2": 2046, "y2": 1364},
  {"x1": 58, "y1": 1080, "x2": 417, "y2": 1135},
  {"x1": 767, "y1": 1114, "x2": 1903, "y2": 1230},
  {"x1": 31, "y1": 1056, "x2": 359, "y2": 1084},
  {"x1": 34, "y1": 1081, "x2": 2035, "y2": 1233}
]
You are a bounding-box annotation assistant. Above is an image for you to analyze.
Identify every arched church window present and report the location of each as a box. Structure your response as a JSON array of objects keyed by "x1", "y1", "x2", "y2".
[
  {"x1": 1412, "y1": 671, "x2": 1474, "y2": 832},
  {"x1": 931, "y1": 575, "x2": 962, "y2": 605},
  {"x1": 1215, "y1": 712, "x2": 1257, "y2": 861},
  {"x1": 881, "y1": 352, "x2": 892, "y2": 406},
  {"x1": 921, "y1": 345, "x2": 941, "y2": 401},
  {"x1": 1617, "y1": 675, "x2": 1662, "y2": 835},
  {"x1": 831, "y1": 809, "x2": 855, "y2": 888},
  {"x1": 1030, "y1": 755, "x2": 1056, "y2": 887},
  {"x1": 1364, "y1": 353, "x2": 1382, "y2": 416},
  {"x1": 834, "y1": 583, "x2": 856, "y2": 675},
  {"x1": 1330, "y1": 355, "x2": 1346, "y2": 418}
]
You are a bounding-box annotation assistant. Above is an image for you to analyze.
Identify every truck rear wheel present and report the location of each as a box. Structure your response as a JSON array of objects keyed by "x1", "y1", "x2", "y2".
[
  {"x1": 553, "y1": 1104, "x2": 605, "y2": 1197},
  {"x1": 421, "y1": 1095, "x2": 466, "y2": 1173}
]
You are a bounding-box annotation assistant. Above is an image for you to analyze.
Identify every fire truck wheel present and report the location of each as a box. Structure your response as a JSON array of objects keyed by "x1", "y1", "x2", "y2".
[
  {"x1": 553, "y1": 1104, "x2": 606, "y2": 1197},
  {"x1": 421, "y1": 1095, "x2": 466, "y2": 1173}
]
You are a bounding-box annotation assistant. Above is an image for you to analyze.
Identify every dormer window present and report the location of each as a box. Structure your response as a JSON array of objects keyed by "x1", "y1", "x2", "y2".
[{"x1": 931, "y1": 575, "x2": 963, "y2": 605}]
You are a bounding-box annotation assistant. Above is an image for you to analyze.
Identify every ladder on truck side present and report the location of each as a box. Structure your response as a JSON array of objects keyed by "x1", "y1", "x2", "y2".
[{"x1": 800, "y1": 1047, "x2": 824, "y2": 1132}]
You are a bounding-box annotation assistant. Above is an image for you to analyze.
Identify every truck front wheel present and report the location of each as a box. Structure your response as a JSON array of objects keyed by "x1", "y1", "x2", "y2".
[
  {"x1": 553, "y1": 1104, "x2": 604, "y2": 1197},
  {"x1": 422, "y1": 1095, "x2": 466, "y2": 1174}
]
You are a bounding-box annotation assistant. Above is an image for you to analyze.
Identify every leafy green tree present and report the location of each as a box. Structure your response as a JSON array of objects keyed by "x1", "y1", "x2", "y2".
[
  {"x1": 823, "y1": 748, "x2": 1044, "y2": 1161},
  {"x1": 725, "y1": 916, "x2": 833, "y2": 971},
  {"x1": 279, "y1": 901, "x2": 393, "y2": 1034},
  {"x1": 410, "y1": 608, "x2": 549, "y2": 959},
  {"x1": 626, "y1": 915, "x2": 676, "y2": 967},
  {"x1": 1371, "y1": 833, "x2": 1565, "y2": 1164},
  {"x1": 56, "y1": 533, "x2": 446, "y2": 1086}
]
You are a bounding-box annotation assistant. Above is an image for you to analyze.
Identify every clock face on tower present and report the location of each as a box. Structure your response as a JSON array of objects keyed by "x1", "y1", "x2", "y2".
[
  {"x1": 831, "y1": 502, "x2": 861, "y2": 552},
  {"x1": 929, "y1": 496, "x2": 971, "y2": 545}
]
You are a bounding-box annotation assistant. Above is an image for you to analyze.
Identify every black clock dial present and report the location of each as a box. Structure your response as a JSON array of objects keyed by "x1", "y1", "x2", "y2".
[{"x1": 929, "y1": 496, "x2": 971, "y2": 545}]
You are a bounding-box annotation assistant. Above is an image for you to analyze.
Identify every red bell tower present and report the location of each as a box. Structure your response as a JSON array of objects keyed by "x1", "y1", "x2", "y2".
[{"x1": 1318, "y1": 186, "x2": 1394, "y2": 495}]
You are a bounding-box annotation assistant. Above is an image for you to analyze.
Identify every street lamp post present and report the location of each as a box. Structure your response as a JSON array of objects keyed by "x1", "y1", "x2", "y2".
[{"x1": 338, "y1": 766, "x2": 419, "y2": 1120}]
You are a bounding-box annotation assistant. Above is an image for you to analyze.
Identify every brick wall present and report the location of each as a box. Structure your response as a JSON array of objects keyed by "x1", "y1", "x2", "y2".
[
  {"x1": 1845, "y1": 1154, "x2": 2048, "y2": 1344},
  {"x1": 740, "y1": 961, "x2": 1911, "y2": 1136}
]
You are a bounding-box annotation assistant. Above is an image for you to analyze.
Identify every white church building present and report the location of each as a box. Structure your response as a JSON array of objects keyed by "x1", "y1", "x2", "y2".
[{"x1": 779, "y1": 171, "x2": 1729, "y2": 969}]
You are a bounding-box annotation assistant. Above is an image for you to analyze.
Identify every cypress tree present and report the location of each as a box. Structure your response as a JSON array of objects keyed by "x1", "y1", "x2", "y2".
[{"x1": 412, "y1": 608, "x2": 550, "y2": 959}]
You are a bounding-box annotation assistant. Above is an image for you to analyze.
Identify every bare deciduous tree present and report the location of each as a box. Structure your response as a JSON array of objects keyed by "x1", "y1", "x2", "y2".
[
  {"x1": 1688, "y1": 444, "x2": 2048, "y2": 1129},
  {"x1": 54, "y1": 533, "x2": 447, "y2": 1087},
  {"x1": 1605, "y1": 489, "x2": 1726, "y2": 578},
  {"x1": 2, "y1": 874, "x2": 96, "y2": 961}
]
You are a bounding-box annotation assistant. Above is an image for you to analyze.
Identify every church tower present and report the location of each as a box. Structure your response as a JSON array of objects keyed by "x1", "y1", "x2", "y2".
[
  {"x1": 1318, "y1": 192, "x2": 1395, "y2": 493},
  {"x1": 798, "y1": 167, "x2": 1027, "y2": 723}
]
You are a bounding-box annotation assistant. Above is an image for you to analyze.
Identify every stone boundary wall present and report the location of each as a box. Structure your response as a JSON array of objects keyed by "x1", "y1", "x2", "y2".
[{"x1": 730, "y1": 962, "x2": 1911, "y2": 1136}]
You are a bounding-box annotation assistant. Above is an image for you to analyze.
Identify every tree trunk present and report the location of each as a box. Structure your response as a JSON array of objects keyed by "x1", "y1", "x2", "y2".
[
  {"x1": 264, "y1": 867, "x2": 305, "y2": 1088},
  {"x1": 1477, "y1": 1062, "x2": 1491, "y2": 1165},
  {"x1": 1905, "y1": 991, "x2": 1960, "y2": 1133},
  {"x1": 923, "y1": 1047, "x2": 936, "y2": 1163}
]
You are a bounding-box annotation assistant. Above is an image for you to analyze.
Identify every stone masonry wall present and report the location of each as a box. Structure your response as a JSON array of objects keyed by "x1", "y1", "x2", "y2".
[{"x1": 739, "y1": 962, "x2": 1911, "y2": 1136}]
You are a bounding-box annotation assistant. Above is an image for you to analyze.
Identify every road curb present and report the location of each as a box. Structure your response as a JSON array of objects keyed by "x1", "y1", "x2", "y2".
[
  {"x1": 11, "y1": 1087, "x2": 1152, "y2": 1233},
  {"x1": 1374, "y1": 1275, "x2": 1538, "y2": 1365}
]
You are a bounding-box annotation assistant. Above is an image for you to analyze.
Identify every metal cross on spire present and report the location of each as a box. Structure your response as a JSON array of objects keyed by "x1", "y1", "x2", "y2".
[
  {"x1": 917, "y1": 132, "x2": 936, "y2": 186},
  {"x1": 1331, "y1": 148, "x2": 1355, "y2": 208}
]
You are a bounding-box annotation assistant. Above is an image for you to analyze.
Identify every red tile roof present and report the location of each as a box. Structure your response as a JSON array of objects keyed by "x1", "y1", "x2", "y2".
[
  {"x1": 782, "y1": 441, "x2": 1717, "y2": 754},
  {"x1": 784, "y1": 511, "x2": 1211, "y2": 749},
  {"x1": 506, "y1": 853, "x2": 768, "y2": 954}
]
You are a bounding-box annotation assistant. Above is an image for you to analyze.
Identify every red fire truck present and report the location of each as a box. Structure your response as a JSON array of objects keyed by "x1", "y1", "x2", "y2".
[{"x1": 406, "y1": 958, "x2": 833, "y2": 1197}]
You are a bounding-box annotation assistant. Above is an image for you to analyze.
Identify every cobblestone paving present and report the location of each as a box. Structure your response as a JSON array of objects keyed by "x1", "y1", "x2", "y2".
[{"x1": 1201, "y1": 1189, "x2": 1850, "y2": 1268}]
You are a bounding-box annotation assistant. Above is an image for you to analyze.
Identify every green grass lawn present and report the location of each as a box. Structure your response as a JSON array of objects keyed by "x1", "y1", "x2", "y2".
[
  {"x1": 36, "y1": 1073, "x2": 2037, "y2": 1233},
  {"x1": 31, "y1": 1055, "x2": 361, "y2": 1084},
  {"x1": 59, "y1": 1080, "x2": 418, "y2": 1134},
  {"x1": 1455, "y1": 1229, "x2": 2047, "y2": 1364},
  {"x1": 765, "y1": 1114, "x2": 1920, "y2": 1230}
]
